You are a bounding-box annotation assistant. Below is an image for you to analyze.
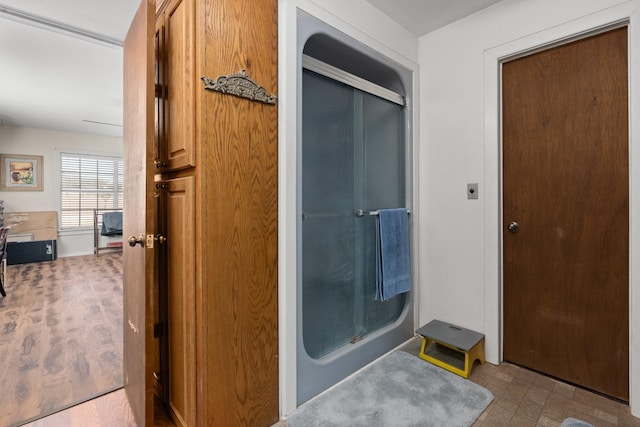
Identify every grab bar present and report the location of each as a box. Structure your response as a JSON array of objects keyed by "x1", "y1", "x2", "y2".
[{"x1": 355, "y1": 209, "x2": 411, "y2": 217}]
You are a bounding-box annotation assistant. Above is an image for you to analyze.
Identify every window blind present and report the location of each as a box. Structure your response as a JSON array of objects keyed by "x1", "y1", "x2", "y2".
[{"x1": 60, "y1": 153, "x2": 123, "y2": 229}]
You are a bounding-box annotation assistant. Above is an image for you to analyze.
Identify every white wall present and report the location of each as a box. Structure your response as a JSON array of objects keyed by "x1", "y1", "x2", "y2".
[
  {"x1": 0, "y1": 125, "x2": 123, "y2": 257},
  {"x1": 419, "y1": 0, "x2": 640, "y2": 415},
  {"x1": 278, "y1": 0, "x2": 419, "y2": 416}
]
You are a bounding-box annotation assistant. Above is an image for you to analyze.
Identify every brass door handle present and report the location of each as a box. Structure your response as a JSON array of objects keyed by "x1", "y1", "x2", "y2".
[{"x1": 128, "y1": 234, "x2": 145, "y2": 247}]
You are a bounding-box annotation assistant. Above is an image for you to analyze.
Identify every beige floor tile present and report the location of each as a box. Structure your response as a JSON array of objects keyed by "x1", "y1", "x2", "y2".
[
  {"x1": 536, "y1": 414, "x2": 562, "y2": 427},
  {"x1": 516, "y1": 398, "x2": 544, "y2": 422},
  {"x1": 468, "y1": 362, "x2": 639, "y2": 427},
  {"x1": 526, "y1": 385, "x2": 551, "y2": 406}
]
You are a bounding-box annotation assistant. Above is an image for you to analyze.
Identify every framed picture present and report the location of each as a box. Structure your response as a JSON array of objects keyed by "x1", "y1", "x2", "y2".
[{"x1": 1, "y1": 154, "x2": 43, "y2": 191}]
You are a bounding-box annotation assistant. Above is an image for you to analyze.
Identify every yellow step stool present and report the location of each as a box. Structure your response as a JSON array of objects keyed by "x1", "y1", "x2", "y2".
[{"x1": 416, "y1": 320, "x2": 485, "y2": 378}]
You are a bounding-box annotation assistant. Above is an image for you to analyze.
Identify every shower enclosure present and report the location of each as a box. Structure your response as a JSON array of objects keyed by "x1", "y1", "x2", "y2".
[{"x1": 297, "y1": 13, "x2": 414, "y2": 405}]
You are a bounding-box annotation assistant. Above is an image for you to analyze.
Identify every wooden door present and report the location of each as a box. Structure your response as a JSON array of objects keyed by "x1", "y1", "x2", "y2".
[
  {"x1": 165, "y1": 176, "x2": 196, "y2": 427},
  {"x1": 503, "y1": 27, "x2": 629, "y2": 400},
  {"x1": 123, "y1": 0, "x2": 156, "y2": 424}
]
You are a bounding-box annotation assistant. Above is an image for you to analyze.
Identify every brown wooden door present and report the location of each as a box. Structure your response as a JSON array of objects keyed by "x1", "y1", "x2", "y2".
[
  {"x1": 503, "y1": 27, "x2": 629, "y2": 400},
  {"x1": 123, "y1": 0, "x2": 156, "y2": 424}
]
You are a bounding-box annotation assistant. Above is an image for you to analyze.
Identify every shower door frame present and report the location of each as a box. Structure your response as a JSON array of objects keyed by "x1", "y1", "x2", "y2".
[{"x1": 295, "y1": 12, "x2": 415, "y2": 405}]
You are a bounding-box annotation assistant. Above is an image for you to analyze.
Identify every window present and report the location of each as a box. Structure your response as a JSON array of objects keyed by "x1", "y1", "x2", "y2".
[{"x1": 59, "y1": 152, "x2": 123, "y2": 229}]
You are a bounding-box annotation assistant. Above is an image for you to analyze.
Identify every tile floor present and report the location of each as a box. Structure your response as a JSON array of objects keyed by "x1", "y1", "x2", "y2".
[{"x1": 469, "y1": 361, "x2": 640, "y2": 427}]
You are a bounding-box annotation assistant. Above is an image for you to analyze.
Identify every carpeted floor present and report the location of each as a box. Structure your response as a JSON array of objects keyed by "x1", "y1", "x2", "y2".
[
  {"x1": 286, "y1": 350, "x2": 493, "y2": 427},
  {"x1": 0, "y1": 253, "x2": 123, "y2": 427}
]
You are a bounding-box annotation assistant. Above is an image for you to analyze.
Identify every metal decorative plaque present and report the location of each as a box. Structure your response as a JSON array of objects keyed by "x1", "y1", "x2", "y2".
[{"x1": 201, "y1": 70, "x2": 277, "y2": 105}]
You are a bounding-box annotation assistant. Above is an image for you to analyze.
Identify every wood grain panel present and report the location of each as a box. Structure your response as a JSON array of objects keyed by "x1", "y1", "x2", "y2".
[
  {"x1": 4, "y1": 211, "x2": 57, "y2": 241},
  {"x1": 123, "y1": 1, "x2": 156, "y2": 424},
  {"x1": 166, "y1": 177, "x2": 196, "y2": 427},
  {"x1": 503, "y1": 27, "x2": 629, "y2": 400},
  {"x1": 197, "y1": 0, "x2": 278, "y2": 425},
  {"x1": 163, "y1": 0, "x2": 196, "y2": 171}
]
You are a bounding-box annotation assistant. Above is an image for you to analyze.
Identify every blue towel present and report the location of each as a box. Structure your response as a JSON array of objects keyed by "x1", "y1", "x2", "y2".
[
  {"x1": 101, "y1": 211, "x2": 123, "y2": 236},
  {"x1": 375, "y1": 208, "x2": 411, "y2": 301}
]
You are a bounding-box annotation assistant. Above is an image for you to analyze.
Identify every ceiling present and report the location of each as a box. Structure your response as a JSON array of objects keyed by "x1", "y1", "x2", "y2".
[
  {"x1": 0, "y1": 0, "x2": 140, "y2": 138},
  {"x1": 365, "y1": 0, "x2": 503, "y2": 36},
  {"x1": 0, "y1": 0, "x2": 500, "y2": 139}
]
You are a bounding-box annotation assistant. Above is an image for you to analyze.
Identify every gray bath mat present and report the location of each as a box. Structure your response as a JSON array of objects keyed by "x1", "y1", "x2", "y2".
[
  {"x1": 561, "y1": 418, "x2": 593, "y2": 427},
  {"x1": 286, "y1": 351, "x2": 493, "y2": 427}
]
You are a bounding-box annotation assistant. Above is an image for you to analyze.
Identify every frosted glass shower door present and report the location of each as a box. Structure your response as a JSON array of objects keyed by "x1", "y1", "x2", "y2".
[{"x1": 302, "y1": 70, "x2": 406, "y2": 360}]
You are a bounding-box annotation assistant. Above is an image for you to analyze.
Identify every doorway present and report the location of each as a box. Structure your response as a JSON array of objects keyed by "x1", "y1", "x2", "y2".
[{"x1": 502, "y1": 26, "x2": 629, "y2": 401}]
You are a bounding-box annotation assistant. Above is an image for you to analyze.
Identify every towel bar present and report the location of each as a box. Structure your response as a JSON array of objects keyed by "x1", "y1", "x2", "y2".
[{"x1": 355, "y1": 209, "x2": 411, "y2": 217}]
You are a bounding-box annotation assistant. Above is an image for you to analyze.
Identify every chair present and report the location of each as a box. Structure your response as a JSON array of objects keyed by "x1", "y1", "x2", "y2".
[{"x1": 0, "y1": 226, "x2": 9, "y2": 297}]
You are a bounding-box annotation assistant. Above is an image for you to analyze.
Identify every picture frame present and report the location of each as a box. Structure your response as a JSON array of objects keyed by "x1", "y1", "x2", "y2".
[{"x1": 1, "y1": 154, "x2": 43, "y2": 191}]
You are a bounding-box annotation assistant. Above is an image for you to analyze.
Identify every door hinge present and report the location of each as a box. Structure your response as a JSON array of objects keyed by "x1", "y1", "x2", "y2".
[{"x1": 154, "y1": 322, "x2": 164, "y2": 338}]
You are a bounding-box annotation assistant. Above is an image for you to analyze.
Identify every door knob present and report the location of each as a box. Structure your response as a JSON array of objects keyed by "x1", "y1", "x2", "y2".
[
  {"x1": 155, "y1": 234, "x2": 167, "y2": 244},
  {"x1": 128, "y1": 234, "x2": 145, "y2": 247},
  {"x1": 507, "y1": 222, "x2": 520, "y2": 233}
]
